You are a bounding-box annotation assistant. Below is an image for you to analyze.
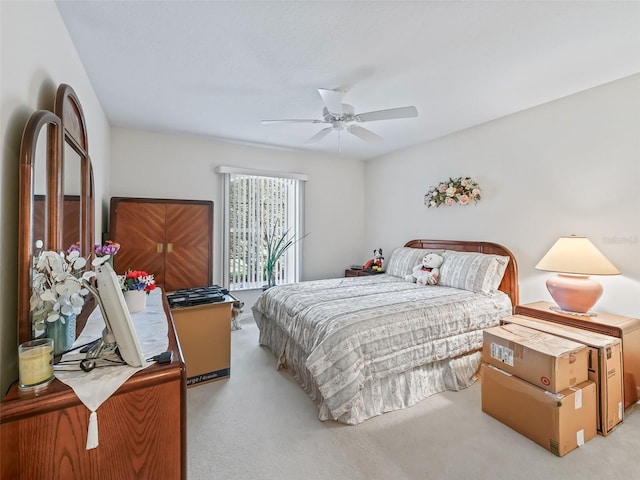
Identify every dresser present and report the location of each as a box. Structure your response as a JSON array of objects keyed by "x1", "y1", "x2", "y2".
[
  {"x1": 515, "y1": 301, "x2": 640, "y2": 408},
  {"x1": 0, "y1": 295, "x2": 186, "y2": 480}
]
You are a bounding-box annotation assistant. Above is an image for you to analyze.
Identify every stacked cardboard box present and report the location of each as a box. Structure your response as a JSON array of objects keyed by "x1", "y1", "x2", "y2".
[
  {"x1": 481, "y1": 323, "x2": 597, "y2": 456},
  {"x1": 501, "y1": 315, "x2": 623, "y2": 435}
]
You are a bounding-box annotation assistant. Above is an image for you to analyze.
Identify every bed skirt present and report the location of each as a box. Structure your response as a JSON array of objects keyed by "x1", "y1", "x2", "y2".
[{"x1": 255, "y1": 312, "x2": 482, "y2": 425}]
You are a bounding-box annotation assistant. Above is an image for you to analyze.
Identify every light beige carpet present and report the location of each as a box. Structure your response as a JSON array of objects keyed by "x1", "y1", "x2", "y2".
[{"x1": 187, "y1": 314, "x2": 640, "y2": 480}]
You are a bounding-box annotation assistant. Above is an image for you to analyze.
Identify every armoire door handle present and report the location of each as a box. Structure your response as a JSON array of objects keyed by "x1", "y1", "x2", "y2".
[
  {"x1": 157, "y1": 243, "x2": 163, "y2": 253},
  {"x1": 167, "y1": 243, "x2": 173, "y2": 253}
]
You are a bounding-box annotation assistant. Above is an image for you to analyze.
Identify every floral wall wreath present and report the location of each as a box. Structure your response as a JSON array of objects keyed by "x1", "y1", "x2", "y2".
[{"x1": 424, "y1": 176, "x2": 481, "y2": 207}]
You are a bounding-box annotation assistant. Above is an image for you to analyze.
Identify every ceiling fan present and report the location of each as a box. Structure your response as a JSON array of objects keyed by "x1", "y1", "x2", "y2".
[{"x1": 261, "y1": 88, "x2": 418, "y2": 147}]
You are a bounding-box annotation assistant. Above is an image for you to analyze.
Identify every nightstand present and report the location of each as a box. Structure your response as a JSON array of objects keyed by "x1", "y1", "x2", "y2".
[
  {"x1": 344, "y1": 269, "x2": 383, "y2": 277},
  {"x1": 515, "y1": 301, "x2": 640, "y2": 408}
]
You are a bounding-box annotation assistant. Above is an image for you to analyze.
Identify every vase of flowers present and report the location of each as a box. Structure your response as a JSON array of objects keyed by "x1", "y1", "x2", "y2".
[
  {"x1": 30, "y1": 242, "x2": 118, "y2": 354},
  {"x1": 119, "y1": 270, "x2": 156, "y2": 313},
  {"x1": 30, "y1": 244, "x2": 98, "y2": 354}
]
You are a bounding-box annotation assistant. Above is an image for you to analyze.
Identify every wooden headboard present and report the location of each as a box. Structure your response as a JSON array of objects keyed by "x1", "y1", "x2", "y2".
[{"x1": 404, "y1": 239, "x2": 519, "y2": 309}]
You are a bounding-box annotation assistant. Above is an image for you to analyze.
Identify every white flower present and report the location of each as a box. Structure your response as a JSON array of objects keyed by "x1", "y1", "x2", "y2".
[
  {"x1": 30, "y1": 247, "x2": 98, "y2": 333},
  {"x1": 425, "y1": 177, "x2": 481, "y2": 208}
]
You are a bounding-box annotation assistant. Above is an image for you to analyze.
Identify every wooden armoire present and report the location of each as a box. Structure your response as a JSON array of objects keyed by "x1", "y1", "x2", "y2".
[{"x1": 110, "y1": 197, "x2": 213, "y2": 292}]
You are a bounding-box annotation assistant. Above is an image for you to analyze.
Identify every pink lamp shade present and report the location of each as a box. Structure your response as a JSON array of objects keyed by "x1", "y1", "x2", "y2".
[{"x1": 535, "y1": 236, "x2": 620, "y2": 314}]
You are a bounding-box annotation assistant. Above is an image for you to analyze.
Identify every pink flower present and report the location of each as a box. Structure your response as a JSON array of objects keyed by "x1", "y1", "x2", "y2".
[{"x1": 425, "y1": 177, "x2": 481, "y2": 208}]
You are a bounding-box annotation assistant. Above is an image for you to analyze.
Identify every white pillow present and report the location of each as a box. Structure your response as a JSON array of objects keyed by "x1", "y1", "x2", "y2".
[
  {"x1": 438, "y1": 251, "x2": 510, "y2": 294},
  {"x1": 385, "y1": 247, "x2": 444, "y2": 279}
]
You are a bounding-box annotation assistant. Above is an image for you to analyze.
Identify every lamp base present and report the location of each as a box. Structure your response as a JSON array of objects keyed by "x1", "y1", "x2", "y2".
[{"x1": 546, "y1": 274, "x2": 602, "y2": 314}]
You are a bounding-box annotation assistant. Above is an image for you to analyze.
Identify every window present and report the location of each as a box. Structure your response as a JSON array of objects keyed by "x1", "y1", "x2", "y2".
[{"x1": 218, "y1": 167, "x2": 307, "y2": 291}]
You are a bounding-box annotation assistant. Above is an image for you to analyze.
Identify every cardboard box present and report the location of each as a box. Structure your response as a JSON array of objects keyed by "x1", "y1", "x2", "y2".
[
  {"x1": 502, "y1": 315, "x2": 623, "y2": 435},
  {"x1": 170, "y1": 299, "x2": 234, "y2": 387},
  {"x1": 483, "y1": 323, "x2": 589, "y2": 393},
  {"x1": 481, "y1": 363, "x2": 597, "y2": 456}
]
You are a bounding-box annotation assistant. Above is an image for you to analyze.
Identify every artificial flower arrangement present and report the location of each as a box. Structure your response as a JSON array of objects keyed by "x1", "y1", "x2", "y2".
[
  {"x1": 30, "y1": 241, "x2": 115, "y2": 337},
  {"x1": 119, "y1": 270, "x2": 156, "y2": 295},
  {"x1": 424, "y1": 176, "x2": 481, "y2": 208},
  {"x1": 94, "y1": 240, "x2": 120, "y2": 257}
]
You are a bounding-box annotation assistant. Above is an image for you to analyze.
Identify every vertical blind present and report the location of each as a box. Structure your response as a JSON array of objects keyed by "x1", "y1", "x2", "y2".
[{"x1": 225, "y1": 173, "x2": 302, "y2": 290}]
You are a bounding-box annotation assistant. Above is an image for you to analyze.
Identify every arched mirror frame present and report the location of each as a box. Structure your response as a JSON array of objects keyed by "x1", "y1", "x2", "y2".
[
  {"x1": 17, "y1": 111, "x2": 63, "y2": 344},
  {"x1": 17, "y1": 84, "x2": 95, "y2": 345},
  {"x1": 54, "y1": 84, "x2": 94, "y2": 259}
]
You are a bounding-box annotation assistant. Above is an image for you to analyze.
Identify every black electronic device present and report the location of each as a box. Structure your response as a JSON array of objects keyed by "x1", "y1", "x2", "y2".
[{"x1": 166, "y1": 285, "x2": 227, "y2": 308}]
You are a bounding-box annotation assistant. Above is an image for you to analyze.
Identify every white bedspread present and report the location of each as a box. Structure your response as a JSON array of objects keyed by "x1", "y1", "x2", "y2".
[{"x1": 253, "y1": 275, "x2": 512, "y2": 422}]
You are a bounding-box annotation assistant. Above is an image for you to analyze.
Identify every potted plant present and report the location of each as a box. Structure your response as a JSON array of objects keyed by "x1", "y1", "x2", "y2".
[
  {"x1": 118, "y1": 270, "x2": 156, "y2": 313},
  {"x1": 263, "y1": 224, "x2": 308, "y2": 289}
]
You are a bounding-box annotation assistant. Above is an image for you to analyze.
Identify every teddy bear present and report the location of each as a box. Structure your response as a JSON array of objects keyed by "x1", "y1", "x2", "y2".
[
  {"x1": 363, "y1": 248, "x2": 384, "y2": 272},
  {"x1": 405, "y1": 253, "x2": 444, "y2": 286}
]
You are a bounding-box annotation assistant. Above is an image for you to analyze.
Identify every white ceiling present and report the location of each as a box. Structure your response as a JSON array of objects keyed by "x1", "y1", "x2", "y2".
[{"x1": 55, "y1": 1, "x2": 640, "y2": 160}]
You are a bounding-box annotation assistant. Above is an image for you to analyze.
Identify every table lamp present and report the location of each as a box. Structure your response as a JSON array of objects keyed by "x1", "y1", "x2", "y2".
[{"x1": 535, "y1": 235, "x2": 620, "y2": 314}]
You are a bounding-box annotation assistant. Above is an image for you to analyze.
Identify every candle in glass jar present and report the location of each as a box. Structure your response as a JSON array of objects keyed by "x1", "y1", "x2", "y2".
[{"x1": 18, "y1": 338, "x2": 54, "y2": 390}]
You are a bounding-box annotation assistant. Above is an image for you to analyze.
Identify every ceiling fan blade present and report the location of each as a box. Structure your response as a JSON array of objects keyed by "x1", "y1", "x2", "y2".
[
  {"x1": 355, "y1": 106, "x2": 418, "y2": 123},
  {"x1": 261, "y1": 119, "x2": 325, "y2": 124},
  {"x1": 304, "y1": 127, "x2": 333, "y2": 144},
  {"x1": 318, "y1": 88, "x2": 344, "y2": 115},
  {"x1": 347, "y1": 124, "x2": 383, "y2": 143}
]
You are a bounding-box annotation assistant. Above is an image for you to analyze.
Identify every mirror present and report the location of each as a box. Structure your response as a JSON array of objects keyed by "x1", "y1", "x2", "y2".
[
  {"x1": 32, "y1": 125, "x2": 48, "y2": 253},
  {"x1": 63, "y1": 142, "x2": 82, "y2": 251},
  {"x1": 17, "y1": 84, "x2": 95, "y2": 345},
  {"x1": 18, "y1": 111, "x2": 63, "y2": 343},
  {"x1": 55, "y1": 84, "x2": 94, "y2": 260}
]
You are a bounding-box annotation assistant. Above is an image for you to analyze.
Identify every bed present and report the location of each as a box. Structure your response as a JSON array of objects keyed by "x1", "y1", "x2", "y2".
[{"x1": 252, "y1": 239, "x2": 519, "y2": 425}]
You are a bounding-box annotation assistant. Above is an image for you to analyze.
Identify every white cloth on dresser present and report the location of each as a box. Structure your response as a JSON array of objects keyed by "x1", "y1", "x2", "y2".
[{"x1": 54, "y1": 288, "x2": 168, "y2": 449}]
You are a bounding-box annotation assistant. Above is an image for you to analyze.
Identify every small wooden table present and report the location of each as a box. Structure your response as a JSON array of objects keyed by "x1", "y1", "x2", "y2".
[
  {"x1": 344, "y1": 269, "x2": 385, "y2": 277},
  {"x1": 515, "y1": 301, "x2": 640, "y2": 408}
]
